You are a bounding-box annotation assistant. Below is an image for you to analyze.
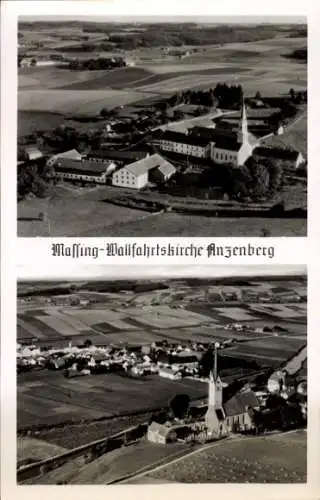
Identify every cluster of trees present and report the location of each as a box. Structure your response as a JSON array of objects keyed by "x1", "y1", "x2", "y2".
[
  {"x1": 17, "y1": 160, "x2": 53, "y2": 202},
  {"x1": 155, "y1": 83, "x2": 243, "y2": 112},
  {"x1": 289, "y1": 88, "x2": 308, "y2": 105},
  {"x1": 59, "y1": 42, "x2": 116, "y2": 53},
  {"x1": 285, "y1": 47, "x2": 307, "y2": 63},
  {"x1": 72, "y1": 23, "x2": 287, "y2": 50},
  {"x1": 163, "y1": 157, "x2": 284, "y2": 203},
  {"x1": 68, "y1": 56, "x2": 126, "y2": 71},
  {"x1": 208, "y1": 157, "x2": 284, "y2": 201},
  {"x1": 21, "y1": 125, "x2": 102, "y2": 153}
]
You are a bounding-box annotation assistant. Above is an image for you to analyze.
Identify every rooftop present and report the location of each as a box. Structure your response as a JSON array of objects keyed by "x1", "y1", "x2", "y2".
[
  {"x1": 123, "y1": 153, "x2": 176, "y2": 177},
  {"x1": 88, "y1": 149, "x2": 148, "y2": 163},
  {"x1": 54, "y1": 158, "x2": 114, "y2": 175},
  {"x1": 254, "y1": 146, "x2": 301, "y2": 161},
  {"x1": 224, "y1": 389, "x2": 260, "y2": 417},
  {"x1": 160, "y1": 130, "x2": 210, "y2": 147}
]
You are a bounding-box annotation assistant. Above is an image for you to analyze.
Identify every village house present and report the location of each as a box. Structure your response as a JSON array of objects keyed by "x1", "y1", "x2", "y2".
[
  {"x1": 112, "y1": 153, "x2": 176, "y2": 189},
  {"x1": 24, "y1": 146, "x2": 43, "y2": 162}
]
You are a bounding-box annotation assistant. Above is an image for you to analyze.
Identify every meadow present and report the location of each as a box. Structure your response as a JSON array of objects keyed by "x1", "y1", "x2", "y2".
[
  {"x1": 101, "y1": 212, "x2": 307, "y2": 237},
  {"x1": 18, "y1": 35, "x2": 307, "y2": 121},
  {"x1": 147, "y1": 430, "x2": 307, "y2": 483},
  {"x1": 17, "y1": 370, "x2": 207, "y2": 430}
]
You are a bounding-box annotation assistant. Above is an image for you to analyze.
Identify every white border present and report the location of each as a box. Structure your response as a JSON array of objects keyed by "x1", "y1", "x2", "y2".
[{"x1": 1, "y1": 0, "x2": 320, "y2": 499}]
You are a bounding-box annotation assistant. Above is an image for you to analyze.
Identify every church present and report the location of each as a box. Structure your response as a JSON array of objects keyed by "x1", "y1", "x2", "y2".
[
  {"x1": 156, "y1": 100, "x2": 257, "y2": 168},
  {"x1": 205, "y1": 344, "x2": 260, "y2": 438}
]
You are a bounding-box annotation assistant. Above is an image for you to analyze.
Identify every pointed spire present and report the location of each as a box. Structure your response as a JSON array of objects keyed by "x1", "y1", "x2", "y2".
[
  {"x1": 213, "y1": 342, "x2": 219, "y2": 380},
  {"x1": 238, "y1": 95, "x2": 248, "y2": 144}
]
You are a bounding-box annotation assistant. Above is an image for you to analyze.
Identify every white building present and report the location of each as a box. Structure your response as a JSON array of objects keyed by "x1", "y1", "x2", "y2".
[
  {"x1": 159, "y1": 130, "x2": 211, "y2": 159},
  {"x1": 112, "y1": 153, "x2": 176, "y2": 189},
  {"x1": 156, "y1": 101, "x2": 256, "y2": 167}
]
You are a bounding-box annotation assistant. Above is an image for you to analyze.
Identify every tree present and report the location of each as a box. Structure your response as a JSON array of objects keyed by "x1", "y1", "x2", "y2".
[
  {"x1": 261, "y1": 228, "x2": 271, "y2": 237},
  {"x1": 170, "y1": 394, "x2": 190, "y2": 420},
  {"x1": 199, "y1": 346, "x2": 214, "y2": 377},
  {"x1": 255, "y1": 91, "x2": 262, "y2": 100},
  {"x1": 173, "y1": 109, "x2": 184, "y2": 121}
]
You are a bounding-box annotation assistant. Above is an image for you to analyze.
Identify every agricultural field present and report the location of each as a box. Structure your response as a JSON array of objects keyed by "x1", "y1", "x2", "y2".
[
  {"x1": 26, "y1": 441, "x2": 191, "y2": 485},
  {"x1": 17, "y1": 276, "x2": 306, "y2": 451},
  {"x1": 18, "y1": 89, "x2": 151, "y2": 117},
  {"x1": 17, "y1": 188, "x2": 146, "y2": 237},
  {"x1": 18, "y1": 34, "x2": 307, "y2": 122},
  {"x1": 143, "y1": 430, "x2": 307, "y2": 483},
  {"x1": 262, "y1": 108, "x2": 308, "y2": 157},
  {"x1": 101, "y1": 212, "x2": 307, "y2": 237},
  {"x1": 17, "y1": 370, "x2": 207, "y2": 430}
]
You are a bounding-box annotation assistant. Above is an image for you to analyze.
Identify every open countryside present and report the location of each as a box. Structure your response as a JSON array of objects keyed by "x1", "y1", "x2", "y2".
[
  {"x1": 18, "y1": 20, "x2": 307, "y2": 237},
  {"x1": 17, "y1": 272, "x2": 307, "y2": 483}
]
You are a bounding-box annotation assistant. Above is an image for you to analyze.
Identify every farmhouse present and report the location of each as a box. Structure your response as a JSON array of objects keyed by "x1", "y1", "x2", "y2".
[
  {"x1": 112, "y1": 153, "x2": 176, "y2": 189},
  {"x1": 52, "y1": 158, "x2": 116, "y2": 184},
  {"x1": 24, "y1": 146, "x2": 43, "y2": 162}
]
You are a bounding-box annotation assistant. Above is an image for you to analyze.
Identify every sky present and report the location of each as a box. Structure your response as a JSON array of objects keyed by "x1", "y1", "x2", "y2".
[
  {"x1": 19, "y1": 15, "x2": 306, "y2": 24},
  {"x1": 18, "y1": 265, "x2": 306, "y2": 281}
]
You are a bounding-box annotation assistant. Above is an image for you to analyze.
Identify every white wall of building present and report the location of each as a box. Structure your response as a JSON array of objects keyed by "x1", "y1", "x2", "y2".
[
  {"x1": 53, "y1": 171, "x2": 108, "y2": 184},
  {"x1": 160, "y1": 139, "x2": 209, "y2": 158},
  {"x1": 237, "y1": 143, "x2": 254, "y2": 166},
  {"x1": 212, "y1": 147, "x2": 238, "y2": 166},
  {"x1": 112, "y1": 167, "x2": 148, "y2": 189}
]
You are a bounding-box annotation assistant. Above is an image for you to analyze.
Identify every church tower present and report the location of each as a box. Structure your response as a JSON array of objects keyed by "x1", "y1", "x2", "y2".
[
  {"x1": 208, "y1": 342, "x2": 223, "y2": 410},
  {"x1": 237, "y1": 97, "x2": 249, "y2": 145}
]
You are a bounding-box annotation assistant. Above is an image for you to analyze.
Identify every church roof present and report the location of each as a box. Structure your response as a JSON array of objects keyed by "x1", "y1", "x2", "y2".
[
  {"x1": 224, "y1": 389, "x2": 260, "y2": 417},
  {"x1": 214, "y1": 136, "x2": 243, "y2": 152}
]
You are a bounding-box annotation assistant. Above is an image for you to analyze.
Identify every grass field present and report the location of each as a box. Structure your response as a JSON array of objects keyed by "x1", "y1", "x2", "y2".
[
  {"x1": 18, "y1": 89, "x2": 151, "y2": 116},
  {"x1": 17, "y1": 190, "x2": 146, "y2": 237},
  {"x1": 98, "y1": 212, "x2": 307, "y2": 237},
  {"x1": 18, "y1": 35, "x2": 307, "y2": 120},
  {"x1": 262, "y1": 109, "x2": 308, "y2": 157},
  {"x1": 17, "y1": 437, "x2": 67, "y2": 464},
  {"x1": 17, "y1": 370, "x2": 207, "y2": 430},
  {"x1": 145, "y1": 431, "x2": 307, "y2": 483}
]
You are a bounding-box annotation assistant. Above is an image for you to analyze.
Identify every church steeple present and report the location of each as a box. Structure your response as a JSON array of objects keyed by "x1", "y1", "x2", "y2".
[
  {"x1": 237, "y1": 96, "x2": 249, "y2": 145},
  {"x1": 208, "y1": 343, "x2": 223, "y2": 409}
]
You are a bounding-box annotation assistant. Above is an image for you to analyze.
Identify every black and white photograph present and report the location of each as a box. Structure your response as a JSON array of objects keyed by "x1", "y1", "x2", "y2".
[
  {"x1": 17, "y1": 266, "x2": 307, "y2": 484},
  {"x1": 17, "y1": 16, "x2": 307, "y2": 237}
]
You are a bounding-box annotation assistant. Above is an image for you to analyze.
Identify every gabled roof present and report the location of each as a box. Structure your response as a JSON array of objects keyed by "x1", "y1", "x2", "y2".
[
  {"x1": 160, "y1": 130, "x2": 210, "y2": 147},
  {"x1": 89, "y1": 149, "x2": 148, "y2": 163},
  {"x1": 214, "y1": 136, "x2": 242, "y2": 152},
  {"x1": 54, "y1": 158, "x2": 113, "y2": 175},
  {"x1": 224, "y1": 389, "x2": 260, "y2": 417},
  {"x1": 123, "y1": 153, "x2": 175, "y2": 177},
  {"x1": 51, "y1": 149, "x2": 82, "y2": 161},
  {"x1": 157, "y1": 162, "x2": 176, "y2": 178}
]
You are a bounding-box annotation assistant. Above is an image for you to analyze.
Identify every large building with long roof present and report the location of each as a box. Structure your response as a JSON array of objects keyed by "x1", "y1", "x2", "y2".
[{"x1": 156, "y1": 101, "x2": 257, "y2": 167}]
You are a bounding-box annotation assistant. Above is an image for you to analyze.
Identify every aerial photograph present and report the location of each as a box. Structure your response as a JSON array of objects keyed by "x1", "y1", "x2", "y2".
[
  {"x1": 17, "y1": 266, "x2": 307, "y2": 484},
  {"x1": 17, "y1": 17, "x2": 307, "y2": 237}
]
